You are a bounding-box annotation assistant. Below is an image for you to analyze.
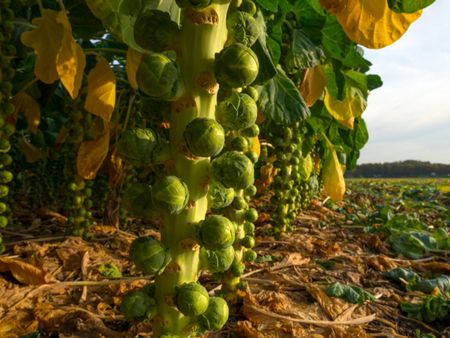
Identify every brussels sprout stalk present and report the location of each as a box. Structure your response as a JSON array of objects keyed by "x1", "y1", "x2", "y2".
[{"x1": 153, "y1": 3, "x2": 231, "y2": 337}]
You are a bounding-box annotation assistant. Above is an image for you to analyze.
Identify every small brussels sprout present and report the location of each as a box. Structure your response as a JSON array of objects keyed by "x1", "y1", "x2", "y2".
[
  {"x1": 152, "y1": 176, "x2": 189, "y2": 214},
  {"x1": 198, "y1": 296, "x2": 229, "y2": 331},
  {"x1": 241, "y1": 235, "x2": 255, "y2": 248},
  {"x1": 122, "y1": 183, "x2": 154, "y2": 220},
  {"x1": 175, "y1": 282, "x2": 209, "y2": 316},
  {"x1": 212, "y1": 151, "x2": 254, "y2": 190},
  {"x1": 245, "y1": 208, "x2": 258, "y2": 222},
  {"x1": 230, "y1": 136, "x2": 249, "y2": 152},
  {"x1": 232, "y1": 196, "x2": 247, "y2": 210},
  {"x1": 117, "y1": 128, "x2": 158, "y2": 166},
  {"x1": 137, "y1": 52, "x2": 181, "y2": 100},
  {"x1": 227, "y1": 11, "x2": 260, "y2": 47},
  {"x1": 134, "y1": 10, "x2": 180, "y2": 52},
  {"x1": 230, "y1": 259, "x2": 245, "y2": 276},
  {"x1": 198, "y1": 215, "x2": 235, "y2": 250},
  {"x1": 184, "y1": 118, "x2": 225, "y2": 157},
  {"x1": 216, "y1": 92, "x2": 257, "y2": 131},
  {"x1": 214, "y1": 43, "x2": 259, "y2": 88},
  {"x1": 129, "y1": 237, "x2": 170, "y2": 275},
  {"x1": 246, "y1": 150, "x2": 259, "y2": 164},
  {"x1": 244, "y1": 184, "x2": 257, "y2": 197},
  {"x1": 241, "y1": 124, "x2": 260, "y2": 137},
  {"x1": 200, "y1": 246, "x2": 235, "y2": 273},
  {"x1": 207, "y1": 181, "x2": 235, "y2": 209},
  {"x1": 243, "y1": 249, "x2": 257, "y2": 262},
  {"x1": 120, "y1": 290, "x2": 157, "y2": 320},
  {"x1": 243, "y1": 221, "x2": 255, "y2": 235}
]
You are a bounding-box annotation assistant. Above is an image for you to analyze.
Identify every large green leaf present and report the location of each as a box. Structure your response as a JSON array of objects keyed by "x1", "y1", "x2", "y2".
[
  {"x1": 284, "y1": 29, "x2": 324, "y2": 73},
  {"x1": 258, "y1": 66, "x2": 310, "y2": 124},
  {"x1": 252, "y1": 12, "x2": 277, "y2": 84},
  {"x1": 388, "y1": 0, "x2": 435, "y2": 13},
  {"x1": 253, "y1": 0, "x2": 279, "y2": 12}
]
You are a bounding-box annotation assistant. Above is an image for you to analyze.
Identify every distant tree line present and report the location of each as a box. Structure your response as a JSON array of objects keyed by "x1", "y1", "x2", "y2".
[{"x1": 346, "y1": 160, "x2": 450, "y2": 178}]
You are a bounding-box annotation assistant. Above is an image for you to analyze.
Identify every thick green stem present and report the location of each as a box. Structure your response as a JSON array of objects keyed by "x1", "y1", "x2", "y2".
[{"x1": 153, "y1": 3, "x2": 231, "y2": 337}]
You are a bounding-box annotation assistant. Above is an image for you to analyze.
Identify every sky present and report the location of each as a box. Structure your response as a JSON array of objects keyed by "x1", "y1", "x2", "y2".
[{"x1": 357, "y1": 0, "x2": 450, "y2": 164}]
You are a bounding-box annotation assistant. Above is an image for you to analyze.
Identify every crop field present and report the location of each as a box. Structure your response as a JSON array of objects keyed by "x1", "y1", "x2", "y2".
[{"x1": 0, "y1": 178, "x2": 448, "y2": 337}]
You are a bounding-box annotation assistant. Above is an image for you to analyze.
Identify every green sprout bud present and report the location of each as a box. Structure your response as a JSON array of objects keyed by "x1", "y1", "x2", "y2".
[
  {"x1": 0, "y1": 170, "x2": 13, "y2": 183},
  {"x1": 207, "y1": 180, "x2": 235, "y2": 209},
  {"x1": 230, "y1": 136, "x2": 249, "y2": 152},
  {"x1": 0, "y1": 139, "x2": 11, "y2": 153},
  {"x1": 200, "y1": 246, "x2": 235, "y2": 273},
  {"x1": 232, "y1": 196, "x2": 247, "y2": 210},
  {"x1": 198, "y1": 215, "x2": 235, "y2": 250},
  {"x1": 245, "y1": 150, "x2": 258, "y2": 163},
  {"x1": 241, "y1": 124, "x2": 259, "y2": 137},
  {"x1": 137, "y1": 52, "x2": 181, "y2": 100},
  {"x1": 122, "y1": 183, "x2": 154, "y2": 219},
  {"x1": 244, "y1": 184, "x2": 257, "y2": 197},
  {"x1": 117, "y1": 128, "x2": 158, "y2": 166},
  {"x1": 245, "y1": 208, "x2": 258, "y2": 222},
  {"x1": 214, "y1": 43, "x2": 259, "y2": 88},
  {"x1": 0, "y1": 216, "x2": 8, "y2": 228},
  {"x1": 120, "y1": 290, "x2": 157, "y2": 320},
  {"x1": 198, "y1": 296, "x2": 229, "y2": 331},
  {"x1": 243, "y1": 221, "x2": 255, "y2": 235},
  {"x1": 152, "y1": 176, "x2": 189, "y2": 214},
  {"x1": 129, "y1": 237, "x2": 170, "y2": 275},
  {"x1": 175, "y1": 282, "x2": 209, "y2": 316},
  {"x1": 230, "y1": 259, "x2": 245, "y2": 276},
  {"x1": 227, "y1": 11, "x2": 260, "y2": 47},
  {"x1": 134, "y1": 10, "x2": 180, "y2": 52},
  {"x1": 184, "y1": 118, "x2": 225, "y2": 157},
  {"x1": 216, "y1": 92, "x2": 257, "y2": 131},
  {"x1": 0, "y1": 202, "x2": 7, "y2": 214},
  {"x1": 243, "y1": 249, "x2": 257, "y2": 262},
  {"x1": 241, "y1": 235, "x2": 255, "y2": 248},
  {"x1": 212, "y1": 151, "x2": 254, "y2": 190}
]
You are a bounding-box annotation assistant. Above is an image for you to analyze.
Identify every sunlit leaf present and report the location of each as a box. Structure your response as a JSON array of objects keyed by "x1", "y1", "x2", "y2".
[
  {"x1": 11, "y1": 92, "x2": 41, "y2": 134},
  {"x1": 0, "y1": 257, "x2": 51, "y2": 285},
  {"x1": 76, "y1": 123, "x2": 110, "y2": 180},
  {"x1": 323, "y1": 148, "x2": 345, "y2": 202},
  {"x1": 324, "y1": 87, "x2": 367, "y2": 129},
  {"x1": 84, "y1": 56, "x2": 116, "y2": 121},
  {"x1": 251, "y1": 137, "x2": 261, "y2": 157},
  {"x1": 320, "y1": 0, "x2": 422, "y2": 49},
  {"x1": 300, "y1": 66, "x2": 326, "y2": 107},
  {"x1": 20, "y1": 9, "x2": 63, "y2": 84},
  {"x1": 126, "y1": 48, "x2": 142, "y2": 90},
  {"x1": 55, "y1": 11, "x2": 86, "y2": 99}
]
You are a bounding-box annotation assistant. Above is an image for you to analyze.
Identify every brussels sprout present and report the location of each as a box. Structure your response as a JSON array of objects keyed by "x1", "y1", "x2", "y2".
[
  {"x1": 241, "y1": 235, "x2": 255, "y2": 248},
  {"x1": 230, "y1": 136, "x2": 249, "y2": 152},
  {"x1": 245, "y1": 208, "x2": 258, "y2": 222},
  {"x1": 244, "y1": 184, "x2": 257, "y2": 197},
  {"x1": 198, "y1": 215, "x2": 235, "y2": 250},
  {"x1": 0, "y1": 139, "x2": 11, "y2": 153},
  {"x1": 216, "y1": 92, "x2": 257, "y2": 131},
  {"x1": 0, "y1": 171, "x2": 13, "y2": 183},
  {"x1": 241, "y1": 124, "x2": 259, "y2": 137},
  {"x1": 184, "y1": 118, "x2": 225, "y2": 157},
  {"x1": 175, "y1": 282, "x2": 209, "y2": 316},
  {"x1": 0, "y1": 202, "x2": 7, "y2": 214},
  {"x1": 214, "y1": 43, "x2": 259, "y2": 88},
  {"x1": 207, "y1": 181, "x2": 235, "y2": 209},
  {"x1": 246, "y1": 150, "x2": 259, "y2": 164},
  {"x1": 129, "y1": 237, "x2": 170, "y2": 275},
  {"x1": 212, "y1": 151, "x2": 254, "y2": 190},
  {"x1": 122, "y1": 183, "x2": 154, "y2": 219},
  {"x1": 227, "y1": 11, "x2": 260, "y2": 47},
  {"x1": 120, "y1": 290, "x2": 157, "y2": 320},
  {"x1": 117, "y1": 128, "x2": 157, "y2": 166},
  {"x1": 0, "y1": 216, "x2": 8, "y2": 228},
  {"x1": 134, "y1": 10, "x2": 180, "y2": 52},
  {"x1": 243, "y1": 221, "x2": 255, "y2": 235},
  {"x1": 200, "y1": 246, "x2": 235, "y2": 273},
  {"x1": 230, "y1": 260, "x2": 245, "y2": 276},
  {"x1": 198, "y1": 296, "x2": 229, "y2": 330},
  {"x1": 137, "y1": 52, "x2": 181, "y2": 100},
  {"x1": 152, "y1": 176, "x2": 189, "y2": 214},
  {"x1": 232, "y1": 196, "x2": 247, "y2": 210},
  {"x1": 243, "y1": 249, "x2": 257, "y2": 262}
]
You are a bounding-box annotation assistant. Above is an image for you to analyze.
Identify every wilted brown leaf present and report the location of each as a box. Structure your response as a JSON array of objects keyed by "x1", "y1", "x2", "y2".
[{"x1": 0, "y1": 257, "x2": 52, "y2": 285}]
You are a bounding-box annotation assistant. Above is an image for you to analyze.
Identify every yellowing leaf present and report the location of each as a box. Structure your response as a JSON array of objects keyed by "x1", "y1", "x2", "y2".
[
  {"x1": 11, "y1": 92, "x2": 41, "y2": 134},
  {"x1": 323, "y1": 149, "x2": 346, "y2": 202},
  {"x1": 20, "y1": 9, "x2": 63, "y2": 84},
  {"x1": 77, "y1": 123, "x2": 110, "y2": 180},
  {"x1": 324, "y1": 87, "x2": 366, "y2": 129},
  {"x1": 126, "y1": 48, "x2": 143, "y2": 90},
  {"x1": 18, "y1": 137, "x2": 47, "y2": 163},
  {"x1": 85, "y1": 56, "x2": 116, "y2": 121},
  {"x1": 320, "y1": 0, "x2": 421, "y2": 49},
  {"x1": 251, "y1": 136, "x2": 261, "y2": 157},
  {"x1": 0, "y1": 257, "x2": 52, "y2": 285},
  {"x1": 55, "y1": 11, "x2": 86, "y2": 99},
  {"x1": 300, "y1": 66, "x2": 326, "y2": 107}
]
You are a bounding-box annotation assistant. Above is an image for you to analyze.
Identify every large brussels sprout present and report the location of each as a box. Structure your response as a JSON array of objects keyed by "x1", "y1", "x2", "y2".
[
  {"x1": 198, "y1": 296, "x2": 229, "y2": 330},
  {"x1": 134, "y1": 10, "x2": 180, "y2": 52},
  {"x1": 216, "y1": 92, "x2": 257, "y2": 131},
  {"x1": 175, "y1": 282, "x2": 209, "y2": 316},
  {"x1": 152, "y1": 176, "x2": 189, "y2": 214},
  {"x1": 122, "y1": 182, "x2": 154, "y2": 219},
  {"x1": 207, "y1": 181, "x2": 235, "y2": 209},
  {"x1": 214, "y1": 43, "x2": 259, "y2": 88},
  {"x1": 129, "y1": 237, "x2": 170, "y2": 275},
  {"x1": 227, "y1": 11, "x2": 260, "y2": 47},
  {"x1": 198, "y1": 215, "x2": 235, "y2": 250},
  {"x1": 212, "y1": 151, "x2": 254, "y2": 190},
  {"x1": 137, "y1": 52, "x2": 181, "y2": 100},
  {"x1": 117, "y1": 128, "x2": 157, "y2": 166},
  {"x1": 200, "y1": 246, "x2": 235, "y2": 273},
  {"x1": 184, "y1": 118, "x2": 225, "y2": 157},
  {"x1": 120, "y1": 290, "x2": 157, "y2": 320}
]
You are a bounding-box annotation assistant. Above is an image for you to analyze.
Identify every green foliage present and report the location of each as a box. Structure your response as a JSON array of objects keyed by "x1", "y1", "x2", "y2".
[
  {"x1": 98, "y1": 262, "x2": 122, "y2": 279},
  {"x1": 227, "y1": 11, "x2": 260, "y2": 47},
  {"x1": 401, "y1": 295, "x2": 450, "y2": 323},
  {"x1": 121, "y1": 182, "x2": 154, "y2": 219},
  {"x1": 326, "y1": 282, "x2": 375, "y2": 304},
  {"x1": 388, "y1": 0, "x2": 435, "y2": 13}
]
